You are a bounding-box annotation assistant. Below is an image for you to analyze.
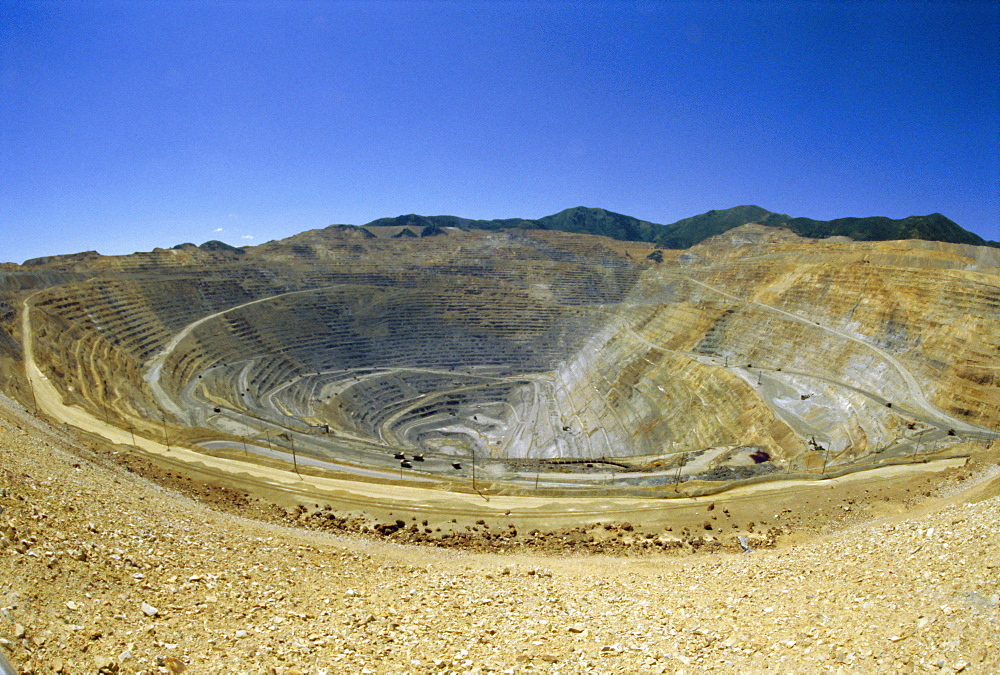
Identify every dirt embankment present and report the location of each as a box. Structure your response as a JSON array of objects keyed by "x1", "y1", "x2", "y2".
[{"x1": 2, "y1": 392, "x2": 999, "y2": 674}]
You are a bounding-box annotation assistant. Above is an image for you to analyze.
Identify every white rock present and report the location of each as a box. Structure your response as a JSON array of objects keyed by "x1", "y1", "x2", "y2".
[{"x1": 141, "y1": 601, "x2": 159, "y2": 617}]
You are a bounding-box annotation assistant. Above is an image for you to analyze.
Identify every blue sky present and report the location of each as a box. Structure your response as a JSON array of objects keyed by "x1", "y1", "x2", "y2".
[{"x1": 2, "y1": 1, "x2": 998, "y2": 264}]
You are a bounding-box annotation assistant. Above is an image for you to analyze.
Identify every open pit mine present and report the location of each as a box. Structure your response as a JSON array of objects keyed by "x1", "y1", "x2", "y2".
[{"x1": 1, "y1": 220, "x2": 998, "y2": 507}]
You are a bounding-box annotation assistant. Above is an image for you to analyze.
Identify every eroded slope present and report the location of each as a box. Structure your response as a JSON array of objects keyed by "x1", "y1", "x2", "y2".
[{"x1": 4, "y1": 224, "x2": 998, "y2": 494}]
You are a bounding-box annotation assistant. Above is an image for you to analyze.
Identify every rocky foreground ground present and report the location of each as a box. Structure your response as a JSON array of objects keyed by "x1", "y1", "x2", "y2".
[{"x1": 1, "y1": 392, "x2": 998, "y2": 674}]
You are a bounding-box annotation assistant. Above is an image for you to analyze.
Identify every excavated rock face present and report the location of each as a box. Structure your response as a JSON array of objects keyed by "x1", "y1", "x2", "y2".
[{"x1": 5, "y1": 224, "x2": 999, "y2": 492}]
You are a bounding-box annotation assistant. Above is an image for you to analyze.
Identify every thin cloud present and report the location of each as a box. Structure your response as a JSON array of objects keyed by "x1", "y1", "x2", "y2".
[
  {"x1": 241, "y1": 235, "x2": 254, "y2": 240},
  {"x1": 214, "y1": 227, "x2": 223, "y2": 232}
]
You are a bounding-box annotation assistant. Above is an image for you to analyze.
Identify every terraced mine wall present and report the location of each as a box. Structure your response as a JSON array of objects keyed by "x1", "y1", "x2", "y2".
[
  {"x1": 0, "y1": 267, "x2": 91, "y2": 396},
  {"x1": 5, "y1": 225, "x2": 999, "y2": 494}
]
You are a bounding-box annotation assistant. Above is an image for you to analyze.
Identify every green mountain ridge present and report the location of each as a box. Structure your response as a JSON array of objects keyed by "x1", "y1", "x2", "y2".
[
  {"x1": 15, "y1": 205, "x2": 996, "y2": 266},
  {"x1": 361, "y1": 206, "x2": 997, "y2": 250}
]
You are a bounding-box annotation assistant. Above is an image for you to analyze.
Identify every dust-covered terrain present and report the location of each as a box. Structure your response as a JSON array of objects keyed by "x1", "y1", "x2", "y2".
[
  {"x1": 2, "y1": 390, "x2": 998, "y2": 674},
  {"x1": 1, "y1": 223, "x2": 999, "y2": 673}
]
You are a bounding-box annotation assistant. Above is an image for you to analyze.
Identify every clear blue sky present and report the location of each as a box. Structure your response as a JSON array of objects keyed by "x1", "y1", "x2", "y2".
[{"x1": 2, "y1": 1, "x2": 998, "y2": 264}]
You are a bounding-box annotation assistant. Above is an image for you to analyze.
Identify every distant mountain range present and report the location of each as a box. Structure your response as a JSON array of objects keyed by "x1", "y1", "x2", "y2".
[{"x1": 363, "y1": 205, "x2": 998, "y2": 249}]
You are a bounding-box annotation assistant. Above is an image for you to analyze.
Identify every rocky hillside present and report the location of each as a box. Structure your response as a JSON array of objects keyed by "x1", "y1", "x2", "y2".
[
  {"x1": 654, "y1": 206, "x2": 997, "y2": 250},
  {"x1": 361, "y1": 205, "x2": 996, "y2": 250},
  {"x1": 1, "y1": 221, "x2": 999, "y2": 673},
  {"x1": 2, "y1": 390, "x2": 998, "y2": 673}
]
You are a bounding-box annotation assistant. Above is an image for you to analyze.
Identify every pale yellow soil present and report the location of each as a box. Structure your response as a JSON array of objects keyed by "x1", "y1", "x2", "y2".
[{"x1": 2, "y1": 391, "x2": 999, "y2": 674}]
